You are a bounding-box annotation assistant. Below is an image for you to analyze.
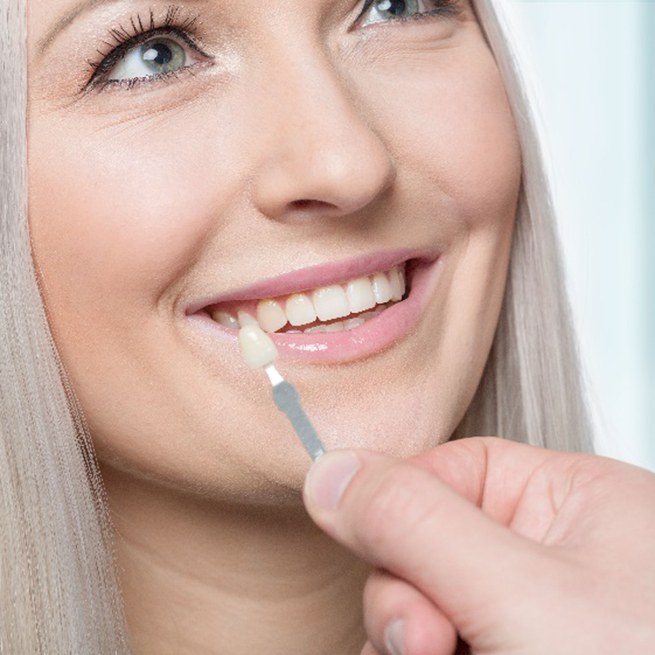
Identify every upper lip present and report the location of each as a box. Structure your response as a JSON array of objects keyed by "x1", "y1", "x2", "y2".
[{"x1": 186, "y1": 247, "x2": 438, "y2": 314}]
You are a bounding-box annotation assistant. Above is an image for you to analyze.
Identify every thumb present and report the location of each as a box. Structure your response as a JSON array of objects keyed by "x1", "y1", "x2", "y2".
[{"x1": 303, "y1": 449, "x2": 542, "y2": 630}]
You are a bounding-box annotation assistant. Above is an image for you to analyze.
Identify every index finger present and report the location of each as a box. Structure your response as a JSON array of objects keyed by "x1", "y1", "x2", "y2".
[{"x1": 409, "y1": 436, "x2": 591, "y2": 528}]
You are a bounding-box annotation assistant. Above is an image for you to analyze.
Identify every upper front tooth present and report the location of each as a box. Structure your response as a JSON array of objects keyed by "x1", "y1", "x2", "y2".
[
  {"x1": 312, "y1": 285, "x2": 350, "y2": 322},
  {"x1": 371, "y1": 272, "x2": 392, "y2": 304},
  {"x1": 285, "y1": 293, "x2": 317, "y2": 326},
  {"x1": 256, "y1": 299, "x2": 287, "y2": 333},
  {"x1": 346, "y1": 277, "x2": 376, "y2": 314},
  {"x1": 217, "y1": 265, "x2": 405, "y2": 332}
]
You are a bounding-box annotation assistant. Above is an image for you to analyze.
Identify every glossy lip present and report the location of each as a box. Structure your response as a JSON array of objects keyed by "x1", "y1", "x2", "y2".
[{"x1": 185, "y1": 248, "x2": 441, "y2": 364}]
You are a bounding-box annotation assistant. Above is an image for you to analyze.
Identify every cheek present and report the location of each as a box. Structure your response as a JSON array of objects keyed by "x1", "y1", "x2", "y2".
[
  {"x1": 32, "y1": 137, "x2": 184, "y2": 293},
  {"x1": 28, "y1": 116, "x2": 229, "y2": 331},
  {"x1": 357, "y1": 40, "x2": 521, "y2": 229},
  {"x1": 351, "y1": 38, "x2": 522, "y2": 429}
]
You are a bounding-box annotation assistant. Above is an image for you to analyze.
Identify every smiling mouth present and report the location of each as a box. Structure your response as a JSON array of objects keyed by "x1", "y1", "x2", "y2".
[{"x1": 206, "y1": 262, "x2": 410, "y2": 335}]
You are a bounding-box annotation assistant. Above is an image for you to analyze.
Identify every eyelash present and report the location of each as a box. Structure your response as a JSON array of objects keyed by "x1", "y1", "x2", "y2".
[
  {"x1": 85, "y1": 6, "x2": 209, "y2": 91},
  {"x1": 358, "y1": 0, "x2": 461, "y2": 25},
  {"x1": 85, "y1": 1, "x2": 461, "y2": 93}
]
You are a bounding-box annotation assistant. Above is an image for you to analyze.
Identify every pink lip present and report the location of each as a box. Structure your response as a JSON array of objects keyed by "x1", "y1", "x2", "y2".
[{"x1": 185, "y1": 248, "x2": 441, "y2": 364}]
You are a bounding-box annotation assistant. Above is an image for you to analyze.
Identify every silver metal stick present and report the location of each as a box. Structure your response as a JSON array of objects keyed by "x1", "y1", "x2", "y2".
[{"x1": 264, "y1": 364, "x2": 326, "y2": 461}]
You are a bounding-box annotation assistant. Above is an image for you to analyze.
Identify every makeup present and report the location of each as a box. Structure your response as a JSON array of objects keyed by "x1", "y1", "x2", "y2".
[{"x1": 238, "y1": 324, "x2": 326, "y2": 461}]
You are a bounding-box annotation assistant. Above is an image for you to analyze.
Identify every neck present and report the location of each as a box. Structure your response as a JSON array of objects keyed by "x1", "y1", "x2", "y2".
[{"x1": 101, "y1": 465, "x2": 369, "y2": 655}]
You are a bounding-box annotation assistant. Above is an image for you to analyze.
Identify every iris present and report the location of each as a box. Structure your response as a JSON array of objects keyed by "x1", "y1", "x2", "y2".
[{"x1": 139, "y1": 39, "x2": 185, "y2": 75}]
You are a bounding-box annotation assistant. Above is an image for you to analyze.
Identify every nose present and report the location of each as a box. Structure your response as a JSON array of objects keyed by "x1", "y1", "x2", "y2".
[{"x1": 251, "y1": 48, "x2": 396, "y2": 222}]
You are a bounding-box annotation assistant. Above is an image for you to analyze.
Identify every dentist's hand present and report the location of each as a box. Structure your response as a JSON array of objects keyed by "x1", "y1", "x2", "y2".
[{"x1": 303, "y1": 438, "x2": 655, "y2": 655}]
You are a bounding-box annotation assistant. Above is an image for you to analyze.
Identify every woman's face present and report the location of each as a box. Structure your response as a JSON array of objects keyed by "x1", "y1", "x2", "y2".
[{"x1": 28, "y1": 0, "x2": 520, "y2": 503}]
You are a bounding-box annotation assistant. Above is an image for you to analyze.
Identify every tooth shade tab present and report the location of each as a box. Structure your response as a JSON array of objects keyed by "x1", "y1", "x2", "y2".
[{"x1": 238, "y1": 324, "x2": 279, "y2": 369}]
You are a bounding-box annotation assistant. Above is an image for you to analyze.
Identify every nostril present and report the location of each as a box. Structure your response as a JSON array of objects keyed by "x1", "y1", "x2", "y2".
[{"x1": 288, "y1": 199, "x2": 335, "y2": 212}]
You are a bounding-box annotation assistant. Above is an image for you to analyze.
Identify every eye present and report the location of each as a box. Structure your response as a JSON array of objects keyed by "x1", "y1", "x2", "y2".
[
  {"x1": 358, "y1": 0, "x2": 458, "y2": 27},
  {"x1": 106, "y1": 36, "x2": 197, "y2": 82}
]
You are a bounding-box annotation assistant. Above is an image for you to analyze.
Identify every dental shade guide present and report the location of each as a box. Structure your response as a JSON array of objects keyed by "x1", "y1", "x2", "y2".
[{"x1": 238, "y1": 324, "x2": 326, "y2": 461}]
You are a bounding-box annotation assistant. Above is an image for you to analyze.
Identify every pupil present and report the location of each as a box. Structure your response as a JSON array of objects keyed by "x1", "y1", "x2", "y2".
[
  {"x1": 377, "y1": 0, "x2": 407, "y2": 16},
  {"x1": 142, "y1": 42, "x2": 173, "y2": 68}
]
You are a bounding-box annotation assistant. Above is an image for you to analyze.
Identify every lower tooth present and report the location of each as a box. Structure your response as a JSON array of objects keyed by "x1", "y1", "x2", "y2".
[
  {"x1": 304, "y1": 325, "x2": 328, "y2": 334},
  {"x1": 324, "y1": 322, "x2": 345, "y2": 332},
  {"x1": 345, "y1": 318, "x2": 365, "y2": 330}
]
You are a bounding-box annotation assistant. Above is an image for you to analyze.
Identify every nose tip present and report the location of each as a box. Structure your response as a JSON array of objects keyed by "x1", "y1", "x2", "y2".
[{"x1": 254, "y1": 134, "x2": 396, "y2": 221}]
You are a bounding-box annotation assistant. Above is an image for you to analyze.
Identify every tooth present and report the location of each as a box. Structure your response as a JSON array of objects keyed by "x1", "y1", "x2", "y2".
[
  {"x1": 286, "y1": 329, "x2": 302, "y2": 334},
  {"x1": 211, "y1": 310, "x2": 239, "y2": 329},
  {"x1": 345, "y1": 277, "x2": 376, "y2": 314},
  {"x1": 256, "y1": 299, "x2": 287, "y2": 333},
  {"x1": 359, "y1": 308, "x2": 383, "y2": 321},
  {"x1": 389, "y1": 267, "x2": 404, "y2": 301},
  {"x1": 371, "y1": 272, "x2": 392, "y2": 304},
  {"x1": 237, "y1": 311, "x2": 258, "y2": 328},
  {"x1": 285, "y1": 293, "x2": 317, "y2": 326},
  {"x1": 345, "y1": 317, "x2": 365, "y2": 330},
  {"x1": 324, "y1": 322, "x2": 345, "y2": 332},
  {"x1": 304, "y1": 325, "x2": 328, "y2": 334},
  {"x1": 312, "y1": 285, "x2": 350, "y2": 322}
]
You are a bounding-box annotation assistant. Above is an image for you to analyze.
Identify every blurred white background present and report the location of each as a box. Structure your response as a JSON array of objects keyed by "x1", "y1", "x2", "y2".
[{"x1": 508, "y1": 1, "x2": 653, "y2": 470}]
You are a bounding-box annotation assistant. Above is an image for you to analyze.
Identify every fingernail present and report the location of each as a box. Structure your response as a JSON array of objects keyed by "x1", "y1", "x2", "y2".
[
  {"x1": 384, "y1": 619, "x2": 405, "y2": 655},
  {"x1": 305, "y1": 451, "x2": 361, "y2": 511}
]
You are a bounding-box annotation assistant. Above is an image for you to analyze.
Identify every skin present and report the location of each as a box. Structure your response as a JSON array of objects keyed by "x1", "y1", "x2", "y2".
[
  {"x1": 304, "y1": 440, "x2": 655, "y2": 654},
  {"x1": 27, "y1": 1, "x2": 521, "y2": 653}
]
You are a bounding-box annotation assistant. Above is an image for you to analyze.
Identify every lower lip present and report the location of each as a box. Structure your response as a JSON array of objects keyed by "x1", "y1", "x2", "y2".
[{"x1": 188, "y1": 257, "x2": 441, "y2": 364}]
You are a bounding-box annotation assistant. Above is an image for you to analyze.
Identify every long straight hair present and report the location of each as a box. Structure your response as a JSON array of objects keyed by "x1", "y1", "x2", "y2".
[
  {"x1": 0, "y1": 0, "x2": 129, "y2": 651},
  {"x1": 457, "y1": 1, "x2": 594, "y2": 450},
  {"x1": 0, "y1": 0, "x2": 591, "y2": 650}
]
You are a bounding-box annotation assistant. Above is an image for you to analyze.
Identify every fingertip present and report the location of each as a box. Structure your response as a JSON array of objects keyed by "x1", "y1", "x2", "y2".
[
  {"x1": 365, "y1": 571, "x2": 457, "y2": 655},
  {"x1": 384, "y1": 619, "x2": 404, "y2": 655},
  {"x1": 303, "y1": 449, "x2": 362, "y2": 514}
]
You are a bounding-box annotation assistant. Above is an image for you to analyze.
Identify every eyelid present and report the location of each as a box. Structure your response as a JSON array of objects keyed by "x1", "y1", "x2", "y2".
[
  {"x1": 86, "y1": 26, "x2": 213, "y2": 91},
  {"x1": 352, "y1": 0, "x2": 462, "y2": 30}
]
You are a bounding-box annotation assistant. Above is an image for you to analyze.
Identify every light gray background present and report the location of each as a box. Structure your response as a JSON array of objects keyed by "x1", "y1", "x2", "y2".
[{"x1": 509, "y1": 1, "x2": 653, "y2": 469}]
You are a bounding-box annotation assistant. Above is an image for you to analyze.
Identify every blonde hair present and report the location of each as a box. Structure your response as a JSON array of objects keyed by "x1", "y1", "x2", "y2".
[{"x1": 0, "y1": 0, "x2": 591, "y2": 650}]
